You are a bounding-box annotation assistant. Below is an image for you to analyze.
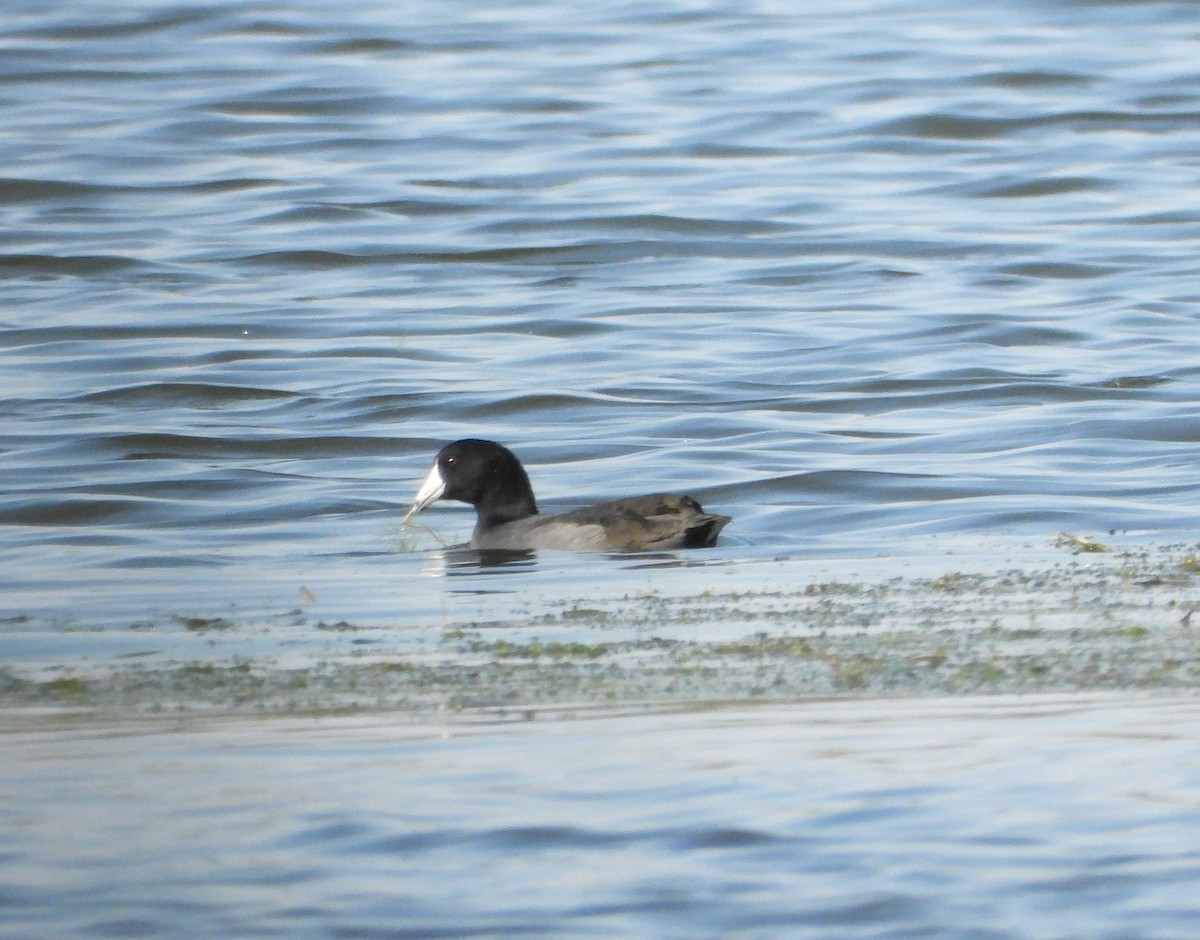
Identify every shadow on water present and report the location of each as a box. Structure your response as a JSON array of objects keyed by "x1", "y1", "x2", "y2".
[
  {"x1": 421, "y1": 545, "x2": 722, "y2": 578},
  {"x1": 422, "y1": 546, "x2": 539, "y2": 578}
]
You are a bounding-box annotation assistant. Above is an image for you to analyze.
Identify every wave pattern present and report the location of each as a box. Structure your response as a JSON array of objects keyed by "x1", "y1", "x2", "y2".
[
  {"x1": 8, "y1": 700, "x2": 1200, "y2": 938},
  {"x1": 2, "y1": 0, "x2": 1200, "y2": 621}
]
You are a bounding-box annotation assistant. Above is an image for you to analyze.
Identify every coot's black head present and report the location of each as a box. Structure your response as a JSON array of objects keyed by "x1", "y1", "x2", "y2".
[{"x1": 404, "y1": 439, "x2": 538, "y2": 527}]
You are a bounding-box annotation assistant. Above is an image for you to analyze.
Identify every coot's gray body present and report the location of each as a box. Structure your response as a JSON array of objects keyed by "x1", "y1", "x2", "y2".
[{"x1": 404, "y1": 439, "x2": 730, "y2": 551}]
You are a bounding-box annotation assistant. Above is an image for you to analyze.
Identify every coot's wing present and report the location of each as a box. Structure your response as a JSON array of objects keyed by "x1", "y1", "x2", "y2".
[
  {"x1": 469, "y1": 493, "x2": 729, "y2": 551},
  {"x1": 555, "y1": 494, "x2": 729, "y2": 550}
]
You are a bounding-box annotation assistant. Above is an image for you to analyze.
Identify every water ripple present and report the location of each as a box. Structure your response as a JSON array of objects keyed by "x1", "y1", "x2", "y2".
[{"x1": 3, "y1": 0, "x2": 1200, "y2": 643}]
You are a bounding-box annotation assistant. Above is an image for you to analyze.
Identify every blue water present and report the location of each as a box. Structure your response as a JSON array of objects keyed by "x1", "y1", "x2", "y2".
[
  {"x1": 6, "y1": 696, "x2": 1200, "y2": 939},
  {"x1": 5, "y1": 0, "x2": 1200, "y2": 612},
  {"x1": 4, "y1": 0, "x2": 1200, "y2": 935}
]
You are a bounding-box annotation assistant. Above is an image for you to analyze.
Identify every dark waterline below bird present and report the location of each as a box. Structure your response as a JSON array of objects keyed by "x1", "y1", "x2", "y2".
[{"x1": 403, "y1": 438, "x2": 731, "y2": 551}]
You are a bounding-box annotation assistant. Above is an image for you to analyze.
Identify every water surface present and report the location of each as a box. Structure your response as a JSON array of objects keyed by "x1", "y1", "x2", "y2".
[
  {"x1": 3, "y1": 0, "x2": 1200, "y2": 633},
  {"x1": 5, "y1": 3, "x2": 1200, "y2": 935},
  {"x1": 5, "y1": 695, "x2": 1200, "y2": 938}
]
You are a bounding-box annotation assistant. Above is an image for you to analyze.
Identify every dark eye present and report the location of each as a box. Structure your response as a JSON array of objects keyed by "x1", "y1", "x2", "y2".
[{"x1": 444, "y1": 456, "x2": 457, "y2": 467}]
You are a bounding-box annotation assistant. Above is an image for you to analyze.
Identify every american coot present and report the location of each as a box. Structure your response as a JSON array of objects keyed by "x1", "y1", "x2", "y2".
[{"x1": 403, "y1": 439, "x2": 731, "y2": 551}]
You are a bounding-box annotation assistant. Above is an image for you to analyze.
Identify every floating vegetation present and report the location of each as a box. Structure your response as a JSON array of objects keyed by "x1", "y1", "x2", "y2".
[
  {"x1": 464, "y1": 638, "x2": 613, "y2": 659},
  {"x1": 929, "y1": 571, "x2": 971, "y2": 592},
  {"x1": 1055, "y1": 532, "x2": 1112, "y2": 554},
  {"x1": 38, "y1": 676, "x2": 89, "y2": 699},
  {"x1": 175, "y1": 616, "x2": 235, "y2": 632},
  {"x1": 392, "y1": 520, "x2": 450, "y2": 553},
  {"x1": 5, "y1": 541, "x2": 1200, "y2": 717}
]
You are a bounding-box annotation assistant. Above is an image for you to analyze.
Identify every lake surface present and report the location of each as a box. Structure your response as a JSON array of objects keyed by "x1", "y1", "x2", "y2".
[
  {"x1": 4, "y1": 0, "x2": 1200, "y2": 627},
  {"x1": 4, "y1": 0, "x2": 1200, "y2": 935},
  {"x1": 5, "y1": 695, "x2": 1200, "y2": 939}
]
